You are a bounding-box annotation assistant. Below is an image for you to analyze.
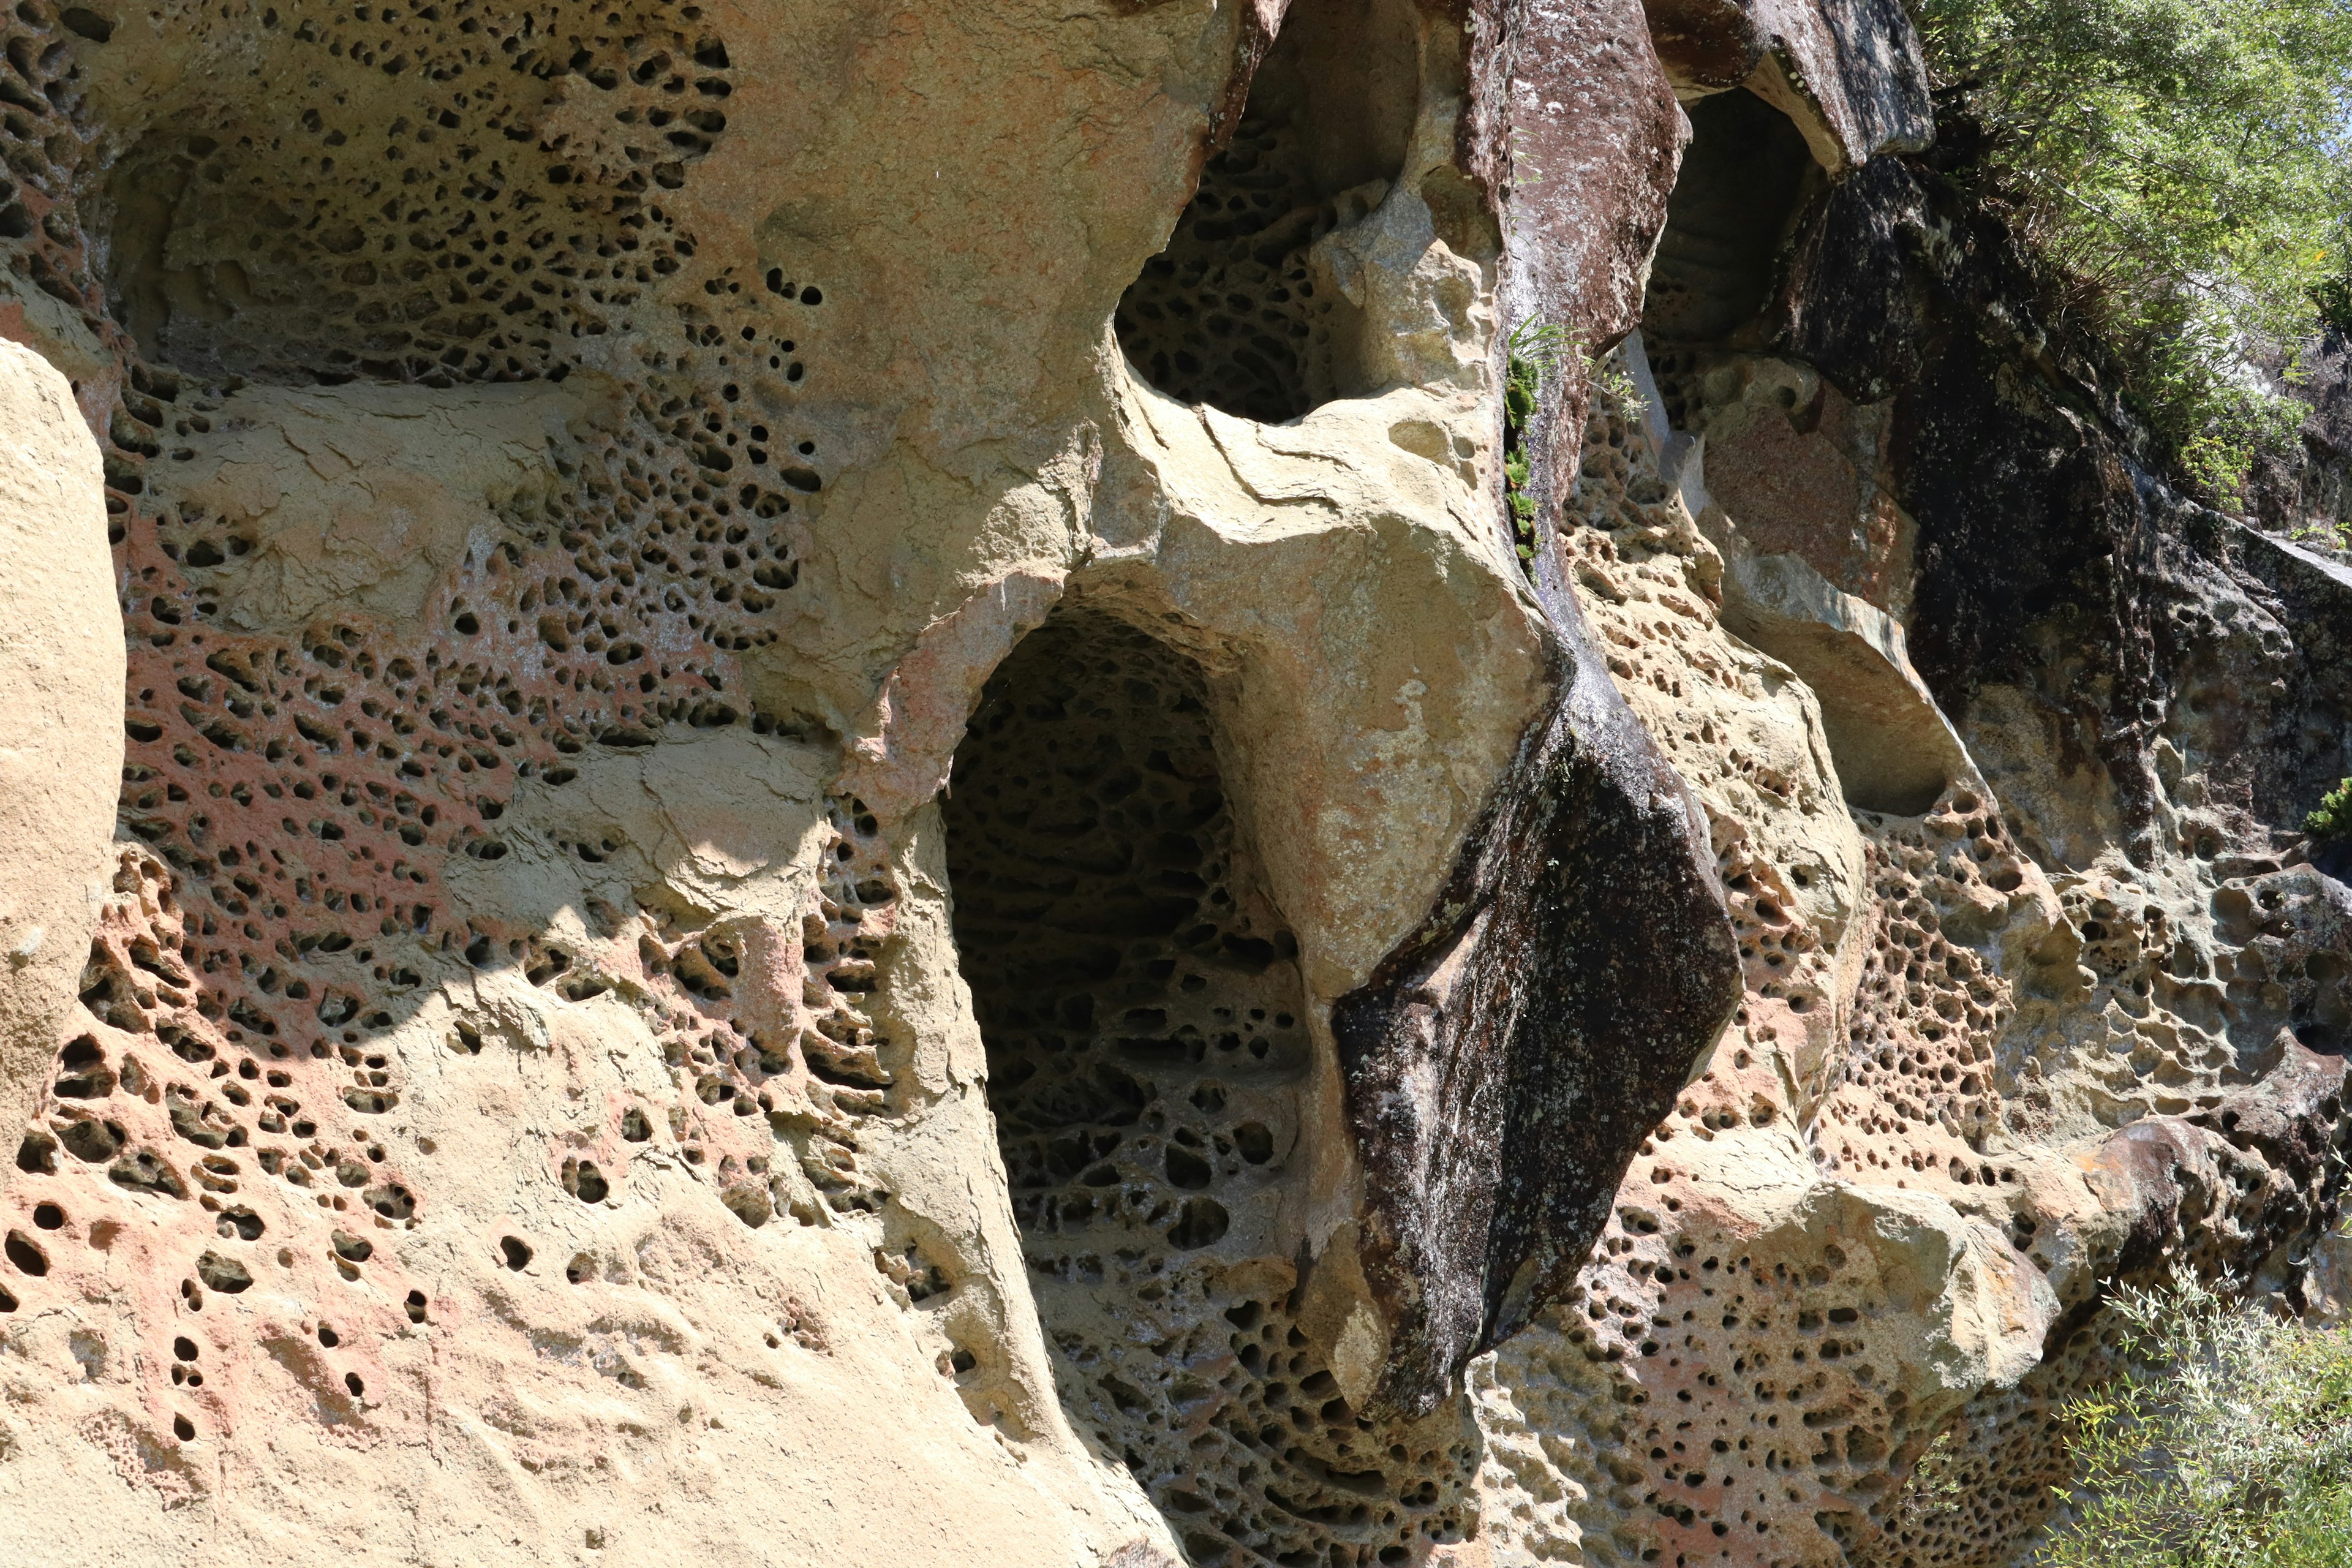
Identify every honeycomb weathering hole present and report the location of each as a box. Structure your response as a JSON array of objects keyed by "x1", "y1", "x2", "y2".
[
  {"x1": 943, "y1": 609, "x2": 1476, "y2": 1565},
  {"x1": 1112, "y1": 0, "x2": 1419, "y2": 423}
]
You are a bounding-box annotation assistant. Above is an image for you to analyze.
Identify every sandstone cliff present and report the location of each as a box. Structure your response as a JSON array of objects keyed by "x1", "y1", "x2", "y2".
[{"x1": 0, "y1": 1, "x2": 2342, "y2": 1566}]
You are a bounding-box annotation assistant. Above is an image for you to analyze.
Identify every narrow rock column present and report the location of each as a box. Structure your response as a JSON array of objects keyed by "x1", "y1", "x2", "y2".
[{"x1": 0, "y1": 338, "x2": 121, "y2": 1185}]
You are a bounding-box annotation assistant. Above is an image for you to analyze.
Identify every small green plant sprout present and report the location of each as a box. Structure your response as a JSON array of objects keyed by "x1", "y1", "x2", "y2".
[
  {"x1": 1887, "y1": 1427, "x2": 1973, "y2": 1537},
  {"x1": 2307, "y1": 777, "x2": 2352, "y2": 844},
  {"x1": 1505, "y1": 314, "x2": 1573, "y2": 375},
  {"x1": 1506, "y1": 126, "x2": 1546, "y2": 191},
  {"x1": 1588, "y1": 350, "x2": 1641, "y2": 415},
  {"x1": 2285, "y1": 519, "x2": 2351, "y2": 554}
]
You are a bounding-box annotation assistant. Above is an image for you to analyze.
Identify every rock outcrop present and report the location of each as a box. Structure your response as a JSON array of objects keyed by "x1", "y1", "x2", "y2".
[{"x1": 0, "y1": 1, "x2": 2341, "y2": 1566}]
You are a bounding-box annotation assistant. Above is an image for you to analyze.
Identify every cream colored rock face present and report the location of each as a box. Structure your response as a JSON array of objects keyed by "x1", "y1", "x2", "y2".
[
  {"x1": 0, "y1": 1, "x2": 2337, "y2": 1565},
  {"x1": 0, "y1": 0, "x2": 1544, "y2": 1562},
  {"x1": 0, "y1": 341, "x2": 121, "y2": 1185},
  {"x1": 1465, "y1": 337, "x2": 2345, "y2": 1567}
]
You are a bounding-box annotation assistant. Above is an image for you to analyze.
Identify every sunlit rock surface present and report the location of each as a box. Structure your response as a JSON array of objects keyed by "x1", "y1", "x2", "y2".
[{"x1": 0, "y1": 2, "x2": 2342, "y2": 1566}]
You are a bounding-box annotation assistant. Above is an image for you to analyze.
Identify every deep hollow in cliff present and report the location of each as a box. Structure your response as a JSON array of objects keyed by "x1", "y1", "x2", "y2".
[
  {"x1": 1112, "y1": 0, "x2": 1418, "y2": 423},
  {"x1": 943, "y1": 607, "x2": 1476, "y2": 1566},
  {"x1": 1643, "y1": 86, "x2": 1818, "y2": 380}
]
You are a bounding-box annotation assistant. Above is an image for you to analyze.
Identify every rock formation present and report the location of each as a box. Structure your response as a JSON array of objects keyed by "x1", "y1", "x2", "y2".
[{"x1": 0, "y1": 1, "x2": 2342, "y2": 1565}]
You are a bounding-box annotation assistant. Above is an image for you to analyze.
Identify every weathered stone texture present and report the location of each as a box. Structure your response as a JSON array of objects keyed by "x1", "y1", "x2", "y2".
[
  {"x1": 0, "y1": 0, "x2": 2342, "y2": 1565},
  {"x1": 0, "y1": 339, "x2": 119, "y2": 1180}
]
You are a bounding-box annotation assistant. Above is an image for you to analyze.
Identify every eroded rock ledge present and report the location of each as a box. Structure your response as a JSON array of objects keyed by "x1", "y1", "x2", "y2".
[{"x1": 0, "y1": 1, "x2": 2341, "y2": 1566}]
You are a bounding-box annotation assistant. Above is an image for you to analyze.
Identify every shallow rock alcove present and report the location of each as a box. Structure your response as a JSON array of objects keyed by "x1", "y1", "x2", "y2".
[{"x1": 1112, "y1": 0, "x2": 1420, "y2": 423}]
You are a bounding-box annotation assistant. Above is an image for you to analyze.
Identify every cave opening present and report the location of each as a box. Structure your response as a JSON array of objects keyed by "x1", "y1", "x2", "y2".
[
  {"x1": 1642, "y1": 86, "x2": 1822, "y2": 427},
  {"x1": 941, "y1": 606, "x2": 1477, "y2": 1564},
  {"x1": 1113, "y1": 0, "x2": 1420, "y2": 423}
]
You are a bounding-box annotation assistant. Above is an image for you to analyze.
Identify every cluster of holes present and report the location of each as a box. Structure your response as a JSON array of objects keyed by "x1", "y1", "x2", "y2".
[
  {"x1": 1875, "y1": 1074, "x2": 2349, "y2": 1568},
  {"x1": 1871, "y1": 1310, "x2": 2150, "y2": 1568},
  {"x1": 642, "y1": 796, "x2": 905, "y2": 1222},
  {"x1": 1112, "y1": 0, "x2": 1411, "y2": 424},
  {"x1": 1810, "y1": 804, "x2": 2022, "y2": 1188},
  {"x1": 1558, "y1": 386, "x2": 1857, "y2": 1112},
  {"x1": 11, "y1": 852, "x2": 422, "y2": 1285},
  {"x1": 1520, "y1": 307, "x2": 2352, "y2": 1568},
  {"x1": 454, "y1": 790, "x2": 903, "y2": 1233},
  {"x1": 0, "y1": 0, "x2": 926, "y2": 1461},
  {"x1": 2204, "y1": 869, "x2": 2352, "y2": 1060},
  {"x1": 1517, "y1": 377, "x2": 2032, "y2": 1565},
  {"x1": 88, "y1": 0, "x2": 736, "y2": 385},
  {"x1": 1485, "y1": 1208, "x2": 1943, "y2": 1568},
  {"x1": 1114, "y1": 104, "x2": 1371, "y2": 424},
  {"x1": 943, "y1": 609, "x2": 1474, "y2": 1565}
]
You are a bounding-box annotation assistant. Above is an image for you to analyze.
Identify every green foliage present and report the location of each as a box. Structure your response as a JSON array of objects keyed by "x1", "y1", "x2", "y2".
[
  {"x1": 2314, "y1": 271, "x2": 2352, "y2": 339},
  {"x1": 1497, "y1": 319, "x2": 1646, "y2": 568},
  {"x1": 1502, "y1": 315, "x2": 1573, "y2": 568},
  {"x1": 1912, "y1": 0, "x2": 2352, "y2": 507},
  {"x1": 1503, "y1": 359, "x2": 1540, "y2": 565},
  {"x1": 1505, "y1": 315, "x2": 1574, "y2": 379},
  {"x1": 1588, "y1": 354, "x2": 1642, "y2": 415},
  {"x1": 2034, "y1": 1272, "x2": 2352, "y2": 1567},
  {"x1": 2309, "y1": 776, "x2": 2352, "y2": 842}
]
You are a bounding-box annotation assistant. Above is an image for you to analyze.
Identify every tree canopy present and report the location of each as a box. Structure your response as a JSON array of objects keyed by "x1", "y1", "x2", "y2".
[{"x1": 1913, "y1": 0, "x2": 2352, "y2": 503}]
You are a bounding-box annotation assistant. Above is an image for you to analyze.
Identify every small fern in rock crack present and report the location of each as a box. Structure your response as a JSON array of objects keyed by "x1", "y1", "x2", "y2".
[
  {"x1": 1499, "y1": 318, "x2": 1642, "y2": 572},
  {"x1": 1501, "y1": 316, "x2": 1567, "y2": 569},
  {"x1": 1502, "y1": 352, "x2": 1541, "y2": 567}
]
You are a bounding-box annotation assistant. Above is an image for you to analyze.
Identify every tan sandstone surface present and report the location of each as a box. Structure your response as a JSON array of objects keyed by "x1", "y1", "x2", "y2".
[{"x1": 0, "y1": 1, "x2": 2342, "y2": 1566}]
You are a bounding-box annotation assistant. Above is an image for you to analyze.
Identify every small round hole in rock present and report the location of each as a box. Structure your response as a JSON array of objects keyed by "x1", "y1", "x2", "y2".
[
  {"x1": 194, "y1": 1251, "x2": 251, "y2": 1292},
  {"x1": 317, "y1": 1323, "x2": 339, "y2": 1348},
  {"x1": 571, "y1": 1161, "x2": 609, "y2": 1203},
  {"x1": 1167, "y1": 1197, "x2": 1229, "y2": 1250},
  {"x1": 344, "y1": 1373, "x2": 364, "y2": 1398},
  {"x1": 32, "y1": 1203, "x2": 64, "y2": 1231},
  {"x1": 173, "y1": 1414, "x2": 195, "y2": 1441},
  {"x1": 4, "y1": 1232, "x2": 48, "y2": 1276},
  {"x1": 1164, "y1": 1144, "x2": 1213, "y2": 1190},
  {"x1": 499, "y1": 1235, "x2": 533, "y2": 1270},
  {"x1": 720, "y1": 1185, "x2": 772, "y2": 1228},
  {"x1": 173, "y1": 1336, "x2": 199, "y2": 1361},
  {"x1": 404, "y1": 1289, "x2": 429, "y2": 1324}
]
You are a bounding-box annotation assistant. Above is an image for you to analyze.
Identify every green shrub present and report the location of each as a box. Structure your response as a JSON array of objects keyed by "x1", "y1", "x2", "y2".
[
  {"x1": 1912, "y1": 0, "x2": 2352, "y2": 507},
  {"x1": 2309, "y1": 777, "x2": 2352, "y2": 843},
  {"x1": 2033, "y1": 1272, "x2": 2352, "y2": 1567}
]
